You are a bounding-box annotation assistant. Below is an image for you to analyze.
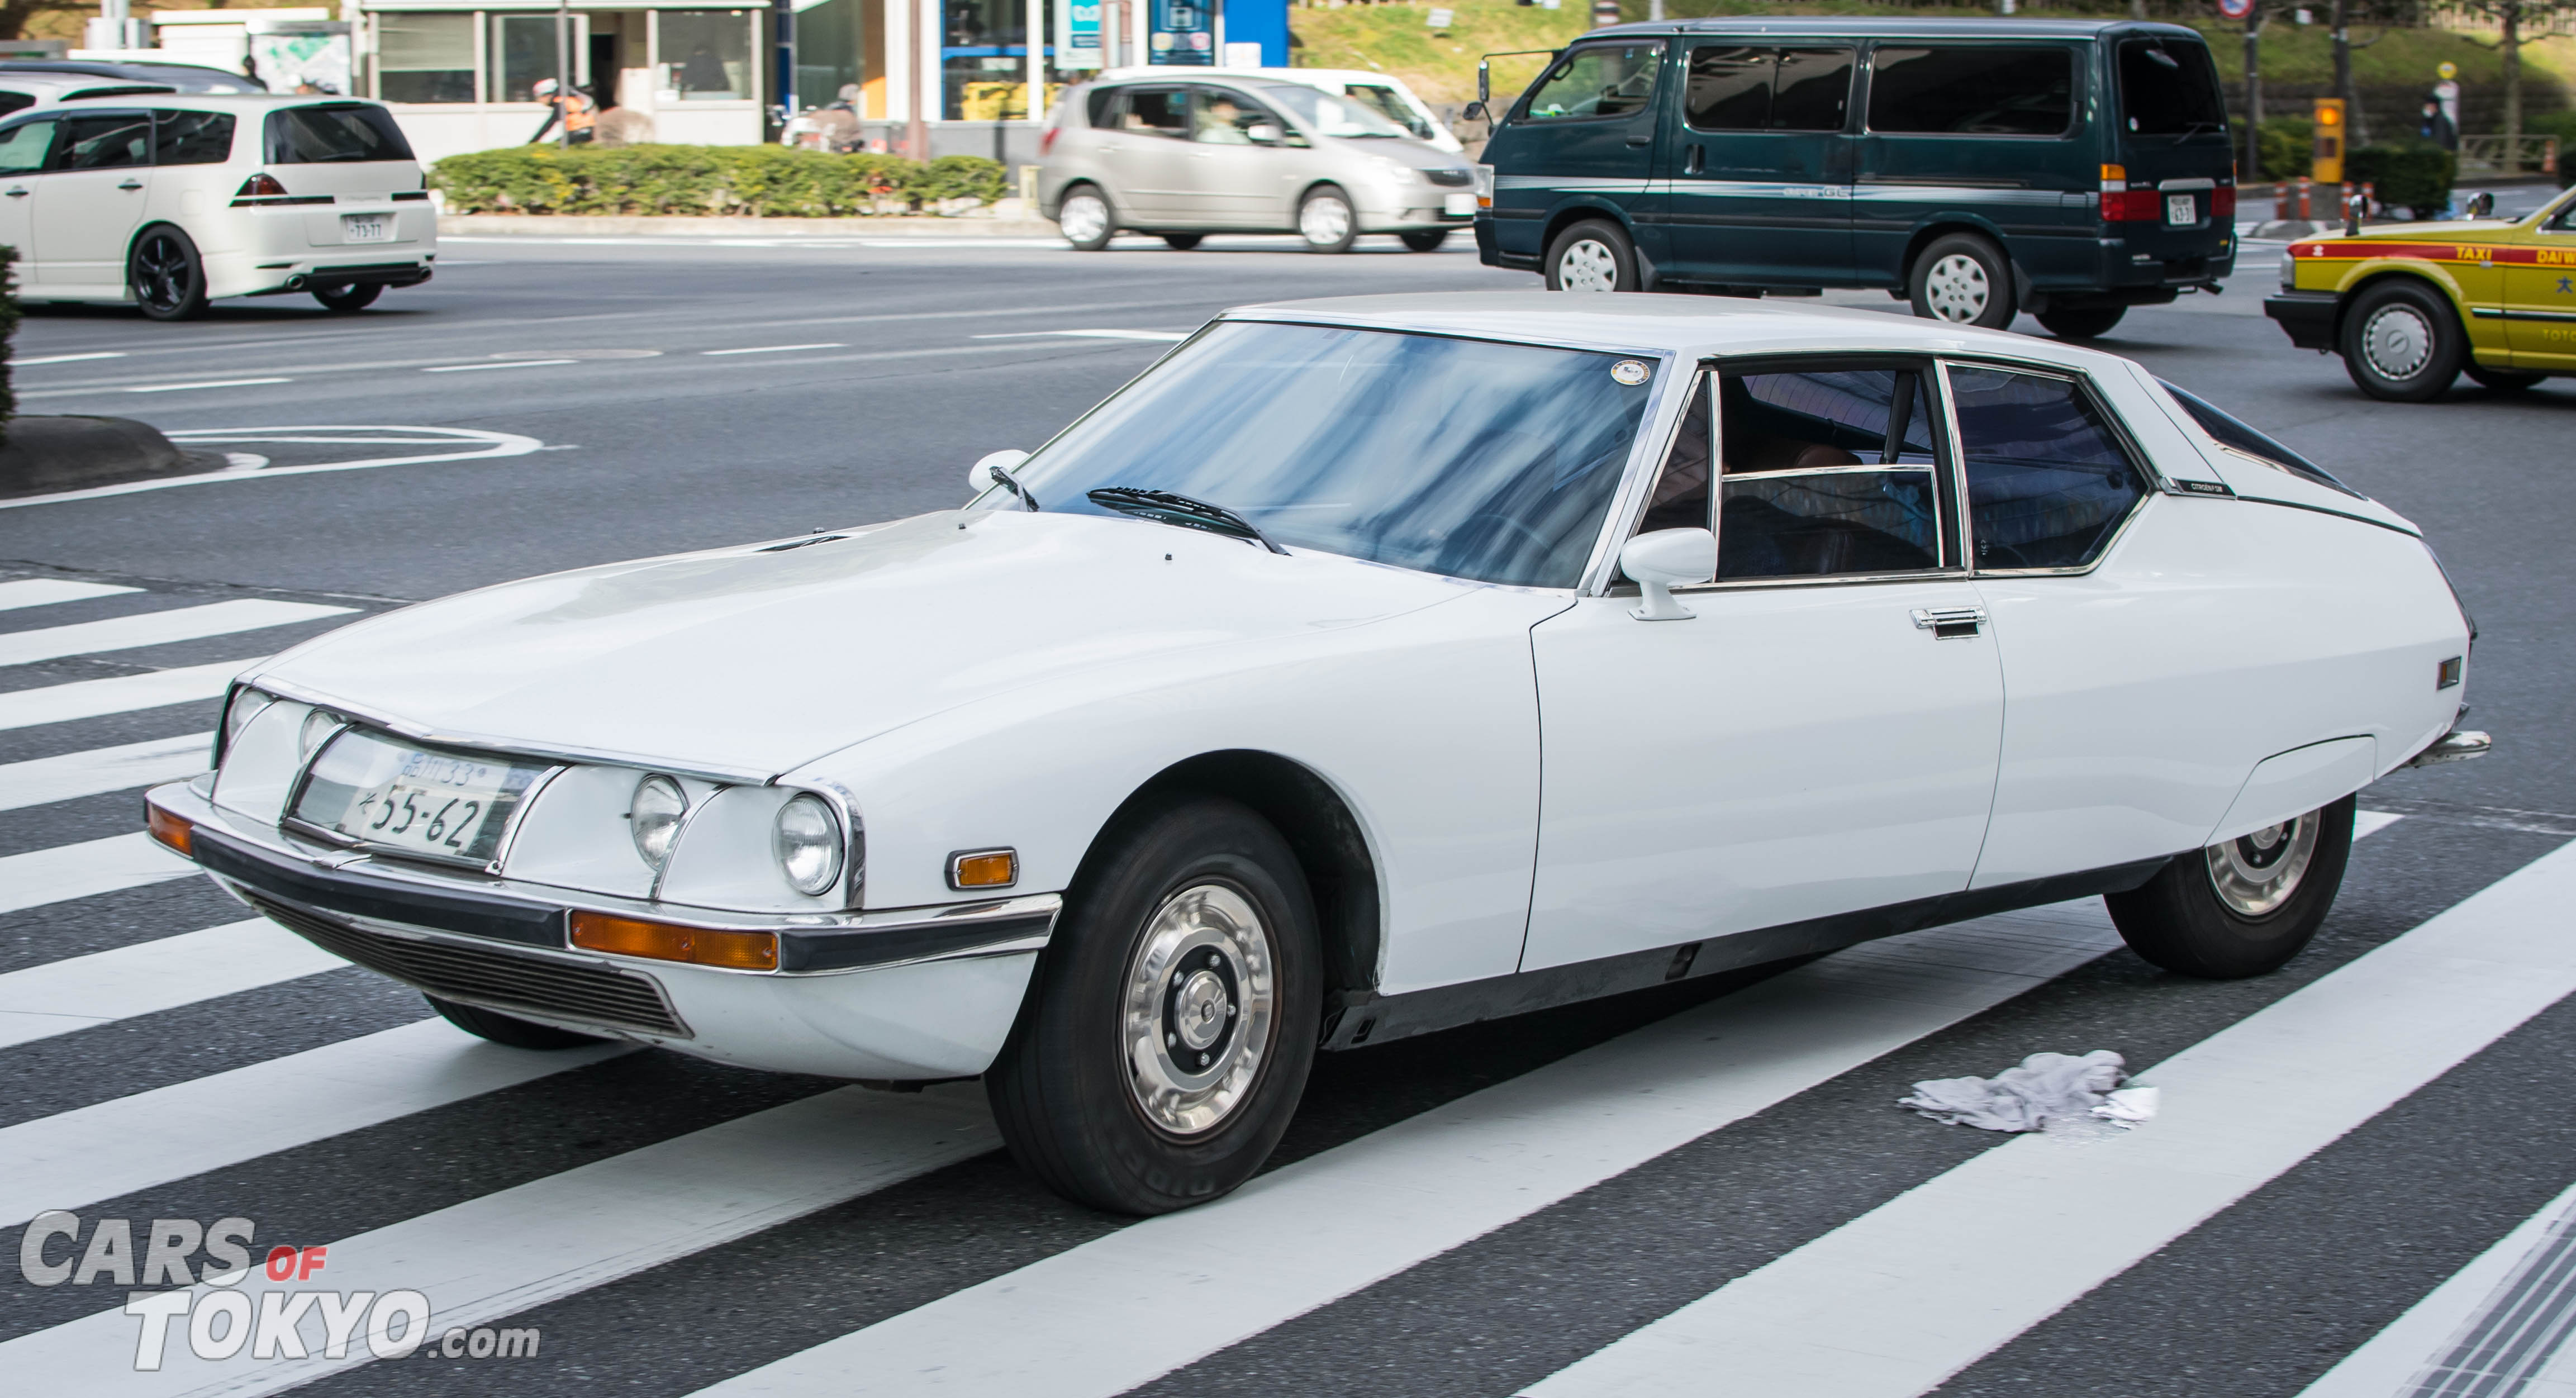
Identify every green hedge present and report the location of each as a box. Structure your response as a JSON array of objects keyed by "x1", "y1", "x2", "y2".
[
  {"x1": 2256, "y1": 118, "x2": 2316, "y2": 184},
  {"x1": 429, "y1": 146, "x2": 1009, "y2": 217},
  {"x1": 2347, "y1": 144, "x2": 2457, "y2": 218}
]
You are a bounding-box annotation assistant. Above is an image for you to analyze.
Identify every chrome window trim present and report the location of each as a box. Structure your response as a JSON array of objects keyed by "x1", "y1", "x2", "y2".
[
  {"x1": 645, "y1": 776, "x2": 724, "y2": 902},
  {"x1": 1586, "y1": 363, "x2": 1709, "y2": 595}
]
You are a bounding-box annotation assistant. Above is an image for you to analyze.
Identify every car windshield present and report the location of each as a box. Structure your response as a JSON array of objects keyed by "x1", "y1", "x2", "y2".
[
  {"x1": 1007, "y1": 321, "x2": 1660, "y2": 588},
  {"x1": 1258, "y1": 84, "x2": 1411, "y2": 139}
]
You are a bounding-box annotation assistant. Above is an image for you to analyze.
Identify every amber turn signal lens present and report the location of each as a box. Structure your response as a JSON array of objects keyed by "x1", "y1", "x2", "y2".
[
  {"x1": 146, "y1": 805, "x2": 194, "y2": 857},
  {"x1": 949, "y1": 849, "x2": 1018, "y2": 890},
  {"x1": 569, "y1": 911, "x2": 777, "y2": 971}
]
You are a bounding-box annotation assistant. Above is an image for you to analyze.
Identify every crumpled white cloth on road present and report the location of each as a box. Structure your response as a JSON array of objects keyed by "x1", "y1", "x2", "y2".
[{"x1": 1900, "y1": 1050, "x2": 2132, "y2": 1133}]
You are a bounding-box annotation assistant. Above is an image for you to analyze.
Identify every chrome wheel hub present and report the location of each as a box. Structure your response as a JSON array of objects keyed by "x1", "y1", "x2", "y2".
[
  {"x1": 1121, "y1": 882, "x2": 1275, "y2": 1136},
  {"x1": 1924, "y1": 253, "x2": 1989, "y2": 322},
  {"x1": 2361, "y1": 304, "x2": 2435, "y2": 381},
  {"x1": 1556, "y1": 239, "x2": 1619, "y2": 292},
  {"x1": 1059, "y1": 193, "x2": 1109, "y2": 245},
  {"x1": 2206, "y1": 812, "x2": 2321, "y2": 919},
  {"x1": 1299, "y1": 194, "x2": 1352, "y2": 246}
]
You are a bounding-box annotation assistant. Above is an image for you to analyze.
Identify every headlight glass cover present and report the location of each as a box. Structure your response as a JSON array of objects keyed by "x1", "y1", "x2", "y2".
[
  {"x1": 772, "y1": 793, "x2": 843, "y2": 896},
  {"x1": 219, "y1": 687, "x2": 273, "y2": 762},
  {"x1": 630, "y1": 774, "x2": 688, "y2": 869}
]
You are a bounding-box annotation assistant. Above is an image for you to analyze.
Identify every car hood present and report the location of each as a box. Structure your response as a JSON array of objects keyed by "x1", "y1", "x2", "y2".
[{"x1": 251, "y1": 510, "x2": 1486, "y2": 778}]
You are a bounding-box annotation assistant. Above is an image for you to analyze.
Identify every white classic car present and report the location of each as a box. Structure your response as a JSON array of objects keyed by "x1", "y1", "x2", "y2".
[{"x1": 146, "y1": 294, "x2": 2488, "y2": 1215}]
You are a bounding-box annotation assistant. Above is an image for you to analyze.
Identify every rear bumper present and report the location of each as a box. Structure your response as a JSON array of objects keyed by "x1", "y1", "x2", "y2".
[{"x1": 2265, "y1": 290, "x2": 2341, "y2": 351}]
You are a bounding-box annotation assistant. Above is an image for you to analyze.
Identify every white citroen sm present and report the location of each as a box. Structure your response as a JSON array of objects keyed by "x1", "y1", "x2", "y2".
[{"x1": 147, "y1": 295, "x2": 2488, "y2": 1215}]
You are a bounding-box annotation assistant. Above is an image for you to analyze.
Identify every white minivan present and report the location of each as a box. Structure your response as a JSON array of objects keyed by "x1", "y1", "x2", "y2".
[{"x1": 0, "y1": 92, "x2": 435, "y2": 320}]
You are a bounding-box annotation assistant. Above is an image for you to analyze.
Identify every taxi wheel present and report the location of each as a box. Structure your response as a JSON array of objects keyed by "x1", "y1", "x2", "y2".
[
  {"x1": 2466, "y1": 367, "x2": 2548, "y2": 392},
  {"x1": 129, "y1": 226, "x2": 208, "y2": 322},
  {"x1": 1544, "y1": 219, "x2": 1637, "y2": 292},
  {"x1": 1400, "y1": 229, "x2": 1449, "y2": 252},
  {"x1": 986, "y1": 797, "x2": 1321, "y2": 1216},
  {"x1": 2104, "y1": 795, "x2": 2355, "y2": 979},
  {"x1": 1297, "y1": 186, "x2": 1357, "y2": 253},
  {"x1": 1058, "y1": 185, "x2": 1116, "y2": 252},
  {"x1": 425, "y1": 995, "x2": 607, "y2": 1049},
  {"x1": 311, "y1": 283, "x2": 382, "y2": 313},
  {"x1": 2341, "y1": 280, "x2": 2464, "y2": 402},
  {"x1": 2036, "y1": 306, "x2": 2125, "y2": 340},
  {"x1": 1908, "y1": 233, "x2": 2016, "y2": 329}
]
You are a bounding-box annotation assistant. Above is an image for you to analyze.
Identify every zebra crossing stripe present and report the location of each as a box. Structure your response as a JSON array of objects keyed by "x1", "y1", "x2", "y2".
[
  {"x1": 2301, "y1": 1180, "x2": 2576, "y2": 1397},
  {"x1": 0, "y1": 733, "x2": 211, "y2": 813},
  {"x1": 0, "y1": 1017, "x2": 631, "y2": 1229},
  {"x1": 1519, "y1": 835, "x2": 2576, "y2": 1398},
  {"x1": 0, "y1": 1085, "x2": 999, "y2": 1396},
  {"x1": 0, "y1": 581, "x2": 140, "y2": 612},
  {"x1": 0, "y1": 833, "x2": 199, "y2": 917},
  {"x1": 0, "y1": 662, "x2": 248, "y2": 733},
  {"x1": 0, "y1": 917, "x2": 341, "y2": 1051},
  {"x1": 0, "y1": 601, "x2": 353, "y2": 668}
]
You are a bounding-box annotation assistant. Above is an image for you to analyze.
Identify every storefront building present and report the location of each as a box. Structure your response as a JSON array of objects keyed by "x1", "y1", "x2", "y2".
[{"x1": 346, "y1": 0, "x2": 1290, "y2": 164}]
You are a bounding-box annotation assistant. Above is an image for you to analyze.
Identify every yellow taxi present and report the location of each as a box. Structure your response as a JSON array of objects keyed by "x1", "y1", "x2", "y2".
[{"x1": 2265, "y1": 185, "x2": 2576, "y2": 401}]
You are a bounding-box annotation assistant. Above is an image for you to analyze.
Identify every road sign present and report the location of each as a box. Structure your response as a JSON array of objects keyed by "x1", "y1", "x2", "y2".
[{"x1": 2216, "y1": 0, "x2": 2255, "y2": 19}]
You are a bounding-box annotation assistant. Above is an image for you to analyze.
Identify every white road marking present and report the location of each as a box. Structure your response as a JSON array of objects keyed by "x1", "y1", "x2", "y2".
[
  {"x1": 2353, "y1": 808, "x2": 2405, "y2": 840},
  {"x1": 1522, "y1": 833, "x2": 2576, "y2": 1398},
  {"x1": 969, "y1": 329, "x2": 1191, "y2": 341},
  {"x1": 702, "y1": 343, "x2": 849, "y2": 355},
  {"x1": 122, "y1": 378, "x2": 293, "y2": 393},
  {"x1": 423, "y1": 359, "x2": 578, "y2": 373},
  {"x1": 0, "y1": 580, "x2": 139, "y2": 611},
  {"x1": 0, "y1": 732, "x2": 211, "y2": 812},
  {"x1": 15, "y1": 351, "x2": 126, "y2": 366},
  {"x1": 0, "y1": 1017, "x2": 632, "y2": 1229},
  {"x1": 0, "y1": 832, "x2": 199, "y2": 917},
  {"x1": 0, "y1": 600, "x2": 352, "y2": 666},
  {"x1": 0, "y1": 427, "x2": 545, "y2": 510},
  {"x1": 2299, "y1": 1177, "x2": 2576, "y2": 1397},
  {"x1": 698, "y1": 816, "x2": 2403, "y2": 1398},
  {"x1": 0, "y1": 661, "x2": 248, "y2": 731},
  {"x1": 0, "y1": 917, "x2": 339, "y2": 1050},
  {"x1": 0, "y1": 1085, "x2": 998, "y2": 1396}
]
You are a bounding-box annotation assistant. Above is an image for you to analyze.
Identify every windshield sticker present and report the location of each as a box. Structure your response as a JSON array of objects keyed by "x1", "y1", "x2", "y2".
[{"x1": 1611, "y1": 359, "x2": 1652, "y2": 386}]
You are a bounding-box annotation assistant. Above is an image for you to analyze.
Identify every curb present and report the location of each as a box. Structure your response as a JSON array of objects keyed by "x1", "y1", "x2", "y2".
[
  {"x1": 436, "y1": 213, "x2": 1063, "y2": 239},
  {"x1": 0, "y1": 416, "x2": 227, "y2": 501}
]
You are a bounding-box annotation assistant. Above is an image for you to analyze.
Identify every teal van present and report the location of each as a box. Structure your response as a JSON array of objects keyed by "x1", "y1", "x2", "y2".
[{"x1": 1473, "y1": 18, "x2": 2237, "y2": 339}]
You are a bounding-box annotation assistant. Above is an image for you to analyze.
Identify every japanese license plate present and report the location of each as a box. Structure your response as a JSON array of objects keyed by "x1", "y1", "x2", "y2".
[
  {"x1": 343, "y1": 214, "x2": 388, "y2": 242},
  {"x1": 291, "y1": 729, "x2": 543, "y2": 866},
  {"x1": 1443, "y1": 192, "x2": 1476, "y2": 217},
  {"x1": 2165, "y1": 193, "x2": 2196, "y2": 226}
]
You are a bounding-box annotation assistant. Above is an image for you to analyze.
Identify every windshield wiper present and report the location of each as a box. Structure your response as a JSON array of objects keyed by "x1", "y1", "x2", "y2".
[{"x1": 1086, "y1": 487, "x2": 1287, "y2": 554}]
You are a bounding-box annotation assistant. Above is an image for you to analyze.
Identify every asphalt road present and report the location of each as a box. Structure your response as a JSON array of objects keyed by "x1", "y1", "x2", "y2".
[{"x1": 3, "y1": 226, "x2": 2574, "y2": 1397}]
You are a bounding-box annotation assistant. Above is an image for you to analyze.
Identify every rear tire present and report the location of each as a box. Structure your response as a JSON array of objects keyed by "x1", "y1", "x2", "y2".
[
  {"x1": 1297, "y1": 186, "x2": 1357, "y2": 253},
  {"x1": 129, "y1": 225, "x2": 208, "y2": 322},
  {"x1": 2104, "y1": 795, "x2": 2355, "y2": 979},
  {"x1": 311, "y1": 283, "x2": 382, "y2": 312},
  {"x1": 1400, "y1": 228, "x2": 1449, "y2": 252},
  {"x1": 1544, "y1": 218, "x2": 1638, "y2": 292},
  {"x1": 2036, "y1": 306, "x2": 2126, "y2": 340},
  {"x1": 425, "y1": 995, "x2": 609, "y2": 1049},
  {"x1": 1908, "y1": 232, "x2": 2017, "y2": 329},
  {"x1": 1059, "y1": 185, "x2": 1115, "y2": 252},
  {"x1": 985, "y1": 797, "x2": 1321, "y2": 1215},
  {"x1": 2466, "y1": 366, "x2": 2546, "y2": 392},
  {"x1": 2341, "y1": 279, "x2": 2464, "y2": 402},
  {"x1": 1161, "y1": 232, "x2": 1204, "y2": 250}
]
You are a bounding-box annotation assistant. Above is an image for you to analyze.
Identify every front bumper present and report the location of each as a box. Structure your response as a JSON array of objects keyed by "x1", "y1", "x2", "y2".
[
  {"x1": 2265, "y1": 290, "x2": 2341, "y2": 351},
  {"x1": 146, "y1": 781, "x2": 1053, "y2": 1080}
]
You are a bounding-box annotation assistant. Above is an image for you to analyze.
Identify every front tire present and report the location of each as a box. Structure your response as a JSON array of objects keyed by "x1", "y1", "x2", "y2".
[
  {"x1": 425, "y1": 995, "x2": 609, "y2": 1049},
  {"x1": 1909, "y1": 232, "x2": 2017, "y2": 329},
  {"x1": 2466, "y1": 366, "x2": 2547, "y2": 392},
  {"x1": 1059, "y1": 185, "x2": 1116, "y2": 252},
  {"x1": 986, "y1": 797, "x2": 1321, "y2": 1215},
  {"x1": 2036, "y1": 306, "x2": 2126, "y2": 340},
  {"x1": 130, "y1": 225, "x2": 208, "y2": 322},
  {"x1": 1544, "y1": 218, "x2": 1638, "y2": 292},
  {"x1": 2105, "y1": 795, "x2": 2355, "y2": 979},
  {"x1": 1161, "y1": 232, "x2": 1204, "y2": 251},
  {"x1": 1400, "y1": 228, "x2": 1449, "y2": 252},
  {"x1": 1297, "y1": 186, "x2": 1356, "y2": 253},
  {"x1": 311, "y1": 283, "x2": 383, "y2": 312},
  {"x1": 2341, "y1": 279, "x2": 2464, "y2": 402}
]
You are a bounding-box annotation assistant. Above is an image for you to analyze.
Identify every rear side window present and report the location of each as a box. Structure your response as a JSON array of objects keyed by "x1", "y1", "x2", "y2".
[
  {"x1": 1951, "y1": 367, "x2": 2144, "y2": 569},
  {"x1": 0, "y1": 118, "x2": 54, "y2": 175},
  {"x1": 154, "y1": 110, "x2": 236, "y2": 165},
  {"x1": 2160, "y1": 381, "x2": 2357, "y2": 496},
  {"x1": 1085, "y1": 87, "x2": 1119, "y2": 127},
  {"x1": 264, "y1": 104, "x2": 415, "y2": 164},
  {"x1": 51, "y1": 112, "x2": 151, "y2": 170},
  {"x1": 0, "y1": 92, "x2": 30, "y2": 117},
  {"x1": 1113, "y1": 88, "x2": 1188, "y2": 139},
  {"x1": 1683, "y1": 46, "x2": 1853, "y2": 132},
  {"x1": 1520, "y1": 43, "x2": 1662, "y2": 122},
  {"x1": 1869, "y1": 46, "x2": 2075, "y2": 136},
  {"x1": 2118, "y1": 39, "x2": 2227, "y2": 136}
]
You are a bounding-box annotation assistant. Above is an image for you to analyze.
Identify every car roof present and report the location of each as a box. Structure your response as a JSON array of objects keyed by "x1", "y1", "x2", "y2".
[
  {"x1": 0, "y1": 73, "x2": 174, "y2": 96},
  {"x1": 0, "y1": 59, "x2": 263, "y2": 91},
  {"x1": 39, "y1": 92, "x2": 382, "y2": 112},
  {"x1": 1584, "y1": 16, "x2": 2204, "y2": 40}
]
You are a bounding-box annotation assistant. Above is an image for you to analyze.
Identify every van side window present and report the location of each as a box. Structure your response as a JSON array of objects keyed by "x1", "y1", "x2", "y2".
[
  {"x1": 1717, "y1": 368, "x2": 1944, "y2": 581},
  {"x1": 1868, "y1": 47, "x2": 2075, "y2": 137},
  {"x1": 154, "y1": 111, "x2": 237, "y2": 166},
  {"x1": 1522, "y1": 44, "x2": 1663, "y2": 122},
  {"x1": 1949, "y1": 366, "x2": 2144, "y2": 570},
  {"x1": 1684, "y1": 46, "x2": 1850, "y2": 132}
]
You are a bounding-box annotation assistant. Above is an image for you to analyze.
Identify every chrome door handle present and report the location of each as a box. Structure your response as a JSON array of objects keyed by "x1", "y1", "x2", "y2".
[
  {"x1": 1911, "y1": 606, "x2": 1988, "y2": 639},
  {"x1": 117, "y1": 178, "x2": 144, "y2": 191},
  {"x1": 2, "y1": 186, "x2": 25, "y2": 198}
]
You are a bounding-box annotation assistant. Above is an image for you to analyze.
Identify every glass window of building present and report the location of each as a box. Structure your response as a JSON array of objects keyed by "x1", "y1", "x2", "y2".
[
  {"x1": 661, "y1": 11, "x2": 753, "y2": 100},
  {"x1": 944, "y1": 0, "x2": 1030, "y2": 121},
  {"x1": 490, "y1": 13, "x2": 578, "y2": 106},
  {"x1": 378, "y1": 12, "x2": 475, "y2": 104},
  {"x1": 795, "y1": 0, "x2": 866, "y2": 113}
]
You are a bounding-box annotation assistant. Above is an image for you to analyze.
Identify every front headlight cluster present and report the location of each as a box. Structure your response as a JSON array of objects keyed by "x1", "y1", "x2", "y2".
[
  {"x1": 772, "y1": 794, "x2": 843, "y2": 896},
  {"x1": 620, "y1": 773, "x2": 844, "y2": 900}
]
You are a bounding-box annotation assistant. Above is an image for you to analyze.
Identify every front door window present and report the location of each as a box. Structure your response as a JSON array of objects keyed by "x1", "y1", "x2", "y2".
[{"x1": 1717, "y1": 365, "x2": 1947, "y2": 579}]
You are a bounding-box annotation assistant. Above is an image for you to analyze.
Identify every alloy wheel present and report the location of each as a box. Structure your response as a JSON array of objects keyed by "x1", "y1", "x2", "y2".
[
  {"x1": 1923, "y1": 253, "x2": 1989, "y2": 322},
  {"x1": 1059, "y1": 193, "x2": 1110, "y2": 246},
  {"x1": 1299, "y1": 194, "x2": 1352, "y2": 248},
  {"x1": 133, "y1": 232, "x2": 196, "y2": 316},
  {"x1": 2360, "y1": 303, "x2": 2435, "y2": 382},
  {"x1": 1556, "y1": 238, "x2": 1619, "y2": 292},
  {"x1": 1120, "y1": 881, "x2": 1276, "y2": 1136},
  {"x1": 2204, "y1": 812, "x2": 2321, "y2": 919}
]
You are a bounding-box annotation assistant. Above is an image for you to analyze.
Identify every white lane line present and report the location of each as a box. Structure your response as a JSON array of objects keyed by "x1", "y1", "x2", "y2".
[
  {"x1": 0, "y1": 917, "x2": 340, "y2": 1051},
  {"x1": 0, "y1": 600, "x2": 353, "y2": 667},
  {"x1": 0, "y1": 661, "x2": 247, "y2": 731},
  {"x1": 702, "y1": 343, "x2": 849, "y2": 355},
  {"x1": 422, "y1": 359, "x2": 577, "y2": 373},
  {"x1": 15, "y1": 351, "x2": 127, "y2": 366},
  {"x1": 0, "y1": 1017, "x2": 632, "y2": 1229},
  {"x1": 0, "y1": 832, "x2": 198, "y2": 917},
  {"x1": 0, "y1": 580, "x2": 140, "y2": 611},
  {"x1": 122, "y1": 378, "x2": 293, "y2": 394},
  {"x1": 0, "y1": 732, "x2": 211, "y2": 812},
  {"x1": 1, "y1": 1084, "x2": 997, "y2": 1396},
  {"x1": 2300, "y1": 1178, "x2": 2576, "y2": 1397},
  {"x1": 2354, "y1": 808, "x2": 2405, "y2": 841},
  {"x1": 0, "y1": 427, "x2": 545, "y2": 511},
  {"x1": 1522, "y1": 833, "x2": 2576, "y2": 1398},
  {"x1": 969, "y1": 329, "x2": 1191, "y2": 341},
  {"x1": 696, "y1": 815, "x2": 2404, "y2": 1398}
]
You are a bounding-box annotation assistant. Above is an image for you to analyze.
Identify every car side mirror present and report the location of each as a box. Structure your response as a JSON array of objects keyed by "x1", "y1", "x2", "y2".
[
  {"x1": 967, "y1": 448, "x2": 1030, "y2": 497},
  {"x1": 1246, "y1": 122, "x2": 1284, "y2": 145},
  {"x1": 2465, "y1": 190, "x2": 2496, "y2": 218},
  {"x1": 1461, "y1": 100, "x2": 1487, "y2": 123},
  {"x1": 1620, "y1": 528, "x2": 1715, "y2": 621}
]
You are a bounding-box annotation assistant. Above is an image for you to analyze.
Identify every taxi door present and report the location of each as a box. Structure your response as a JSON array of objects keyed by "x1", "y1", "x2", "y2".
[{"x1": 2503, "y1": 194, "x2": 2576, "y2": 370}]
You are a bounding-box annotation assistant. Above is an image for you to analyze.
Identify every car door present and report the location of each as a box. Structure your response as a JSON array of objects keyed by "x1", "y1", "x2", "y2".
[
  {"x1": 1185, "y1": 85, "x2": 1299, "y2": 229},
  {"x1": 1523, "y1": 358, "x2": 2003, "y2": 973},
  {"x1": 1094, "y1": 84, "x2": 1196, "y2": 225},
  {"x1": 36, "y1": 108, "x2": 153, "y2": 288},
  {"x1": 1663, "y1": 43, "x2": 1856, "y2": 287},
  {"x1": 0, "y1": 116, "x2": 56, "y2": 287},
  {"x1": 2502, "y1": 193, "x2": 2576, "y2": 370},
  {"x1": 1483, "y1": 40, "x2": 1667, "y2": 266}
]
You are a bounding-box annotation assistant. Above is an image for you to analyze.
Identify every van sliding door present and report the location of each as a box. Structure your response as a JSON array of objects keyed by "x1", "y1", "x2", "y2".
[{"x1": 1662, "y1": 44, "x2": 1856, "y2": 287}]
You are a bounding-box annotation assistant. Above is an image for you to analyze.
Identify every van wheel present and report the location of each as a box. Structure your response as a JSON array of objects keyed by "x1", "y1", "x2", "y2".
[
  {"x1": 1059, "y1": 186, "x2": 1116, "y2": 251},
  {"x1": 2466, "y1": 366, "x2": 2546, "y2": 392},
  {"x1": 1909, "y1": 232, "x2": 2016, "y2": 329},
  {"x1": 2341, "y1": 279, "x2": 2464, "y2": 401},
  {"x1": 985, "y1": 797, "x2": 1321, "y2": 1215},
  {"x1": 1400, "y1": 229, "x2": 1449, "y2": 252},
  {"x1": 2104, "y1": 795, "x2": 2355, "y2": 979},
  {"x1": 311, "y1": 283, "x2": 382, "y2": 312},
  {"x1": 1161, "y1": 233, "x2": 1204, "y2": 250},
  {"x1": 1297, "y1": 186, "x2": 1357, "y2": 253},
  {"x1": 130, "y1": 226, "x2": 209, "y2": 322},
  {"x1": 425, "y1": 995, "x2": 609, "y2": 1049},
  {"x1": 2036, "y1": 306, "x2": 2125, "y2": 340},
  {"x1": 1546, "y1": 218, "x2": 1637, "y2": 292}
]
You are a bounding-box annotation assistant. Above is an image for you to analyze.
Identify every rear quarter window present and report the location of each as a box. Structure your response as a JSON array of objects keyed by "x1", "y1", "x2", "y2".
[
  {"x1": 0, "y1": 91, "x2": 30, "y2": 117},
  {"x1": 1868, "y1": 46, "x2": 2075, "y2": 136},
  {"x1": 154, "y1": 110, "x2": 236, "y2": 165},
  {"x1": 2159, "y1": 381, "x2": 2360, "y2": 496},
  {"x1": 265, "y1": 104, "x2": 414, "y2": 164}
]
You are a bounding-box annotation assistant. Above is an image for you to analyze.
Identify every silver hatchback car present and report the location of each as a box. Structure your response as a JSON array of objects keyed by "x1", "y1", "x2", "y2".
[{"x1": 1039, "y1": 75, "x2": 1478, "y2": 253}]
